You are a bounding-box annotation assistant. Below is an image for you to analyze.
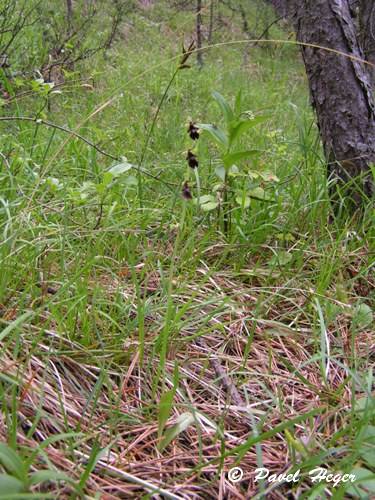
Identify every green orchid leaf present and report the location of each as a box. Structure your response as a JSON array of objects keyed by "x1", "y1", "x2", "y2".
[
  {"x1": 229, "y1": 115, "x2": 269, "y2": 145},
  {"x1": 212, "y1": 91, "x2": 234, "y2": 127},
  {"x1": 223, "y1": 150, "x2": 260, "y2": 168},
  {"x1": 197, "y1": 123, "x2": 229, "y2": 148}
]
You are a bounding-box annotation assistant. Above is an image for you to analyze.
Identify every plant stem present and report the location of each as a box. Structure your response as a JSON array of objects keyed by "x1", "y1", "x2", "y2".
[
  {"x1": 138, "y1": 66, "x2": 180, "y2": 208},
  {"x1": 194, "y1": 167, "x2": 201, "y2": 210},
  {"x1": 223, "y1": 171, "x2": 230, "y2": 236},
  {"x1": 155, "y1": 200, "x2": 187, "y2": 390}
]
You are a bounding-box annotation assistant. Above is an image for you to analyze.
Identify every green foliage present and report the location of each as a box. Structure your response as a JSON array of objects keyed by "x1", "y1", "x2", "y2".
[
  {"x1": 351, "y1": 303, "x2": 373, "y2": 331},
  {"x1": 0, "y1": 1, "x2": 373, "y2": 497},
  {"x1": 0, "y1": 443, "x2": 75, "y2": 494},
  {"x1": 157, "y1": 363, "x2": 179, "y2": 435},
  {"x1": 0, "y1": 0, "x2": 133, "y2": 86},
  {"x1": 195, "y1": 91, "x2": 277, "y2": 235},
  {"x1": 158, "y1": 412, "x2": 195, "y2": 452}
]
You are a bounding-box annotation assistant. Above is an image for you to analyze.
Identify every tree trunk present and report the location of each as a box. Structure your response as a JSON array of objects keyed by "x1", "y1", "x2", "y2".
[
  {"x1": 66, "y1": 0, "x2": 73, "y2": 34},
  {"x1": 196, "y1": 0, "x2": 204, "y2": 68},
  {"x1": 208, "y1": 0, "x2": 214, "y2": 43},
  {"x1": 359, "y1": 0, "x2": 375, "y2": 87},
  {"x1": 266, "y1": 0, "x2": 288, "y2": 17},
  {"x1": 293, "y1": 0, "x2": 375, "y2": 207}
]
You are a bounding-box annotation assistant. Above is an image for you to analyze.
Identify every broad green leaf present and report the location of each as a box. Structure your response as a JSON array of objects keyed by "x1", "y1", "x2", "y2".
[
  {"x1": 158, "y1": 412, "x2": 195, "y2": 451},
  {"x1": 215, "y1": 165, "x2": 226, "y2": 181},
  {"x1": 0, "y1": 444, "x2": 26, "y2": 481},
  {"x1": 102, "y1": 172, "x2": 113, "y2": 186},
  {"x1": 269, "y1": 251, "x2": 293, "y2": 267},
  {"x1": 201, "y1": 201, "x2": 219, "y2": 211},
  {"x1": 229, "y1": 115, "x2": 269, "y2": 145},
  {"x1": 29, "y1": 470, "x2": 73, "y2": 486},
  {"x1": 344, "y1": 467, "x2": 375, "y2": 498},
  {"x1": 249, "y1": 187, "x2": 274, "y2": 201},
  {"x1": 235, "y1": 195, "x2": 251, "y2": 209},
  {"x1": 158, "y1": 389, "x2": 175, "y2": 438},
  {"x1": 359, "y1": 425, "x2": 375, "y2": 467},
  {"x1": 193, "y1": 195, "x2": 215, "y2": 205},
  {"x1": 96, "y1": 182, "x2": 107, "y2": 195},
  {"x1": 0, "y1": 474, "x2": 24, "y2": 494},
  {"x1": 108, "y1": 161, "x2": 133, "y2": 176},
  {"x1": 223, "y1": 150, "x2": 260, "y2": 168},
  {"x1": 197, "y1": 123, "x2": 229, "y2": 148},
  {"x1": 352, "y1": 303, "x2": 373, "y2": 331},
  {"x1": 212, "y1": 91, "x2": 234, "y2": 127}
]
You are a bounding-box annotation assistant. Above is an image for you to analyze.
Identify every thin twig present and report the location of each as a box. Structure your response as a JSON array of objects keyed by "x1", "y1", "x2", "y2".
[
  {"x1": 0, "y1": 115, "x2": 175, "y2": 189},
  {"x1": 195, "y1": 337, "x2": 251, "y2": 429},
  {"x1": 75, "y1": 450, "x2": 184, "y2": 500},
  {"x1": 253, "y1": 17, "x2": 284, "y2": 46},
  {"x1": 137, "y1": 66, "x2": 180, "y2": 205},
  {"x1": 0, "y1": 115, "x2": 118, "y2": 159}
]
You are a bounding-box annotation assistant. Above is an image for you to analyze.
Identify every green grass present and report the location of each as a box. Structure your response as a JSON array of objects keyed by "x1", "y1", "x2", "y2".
[{"x1": 0, "y1": 1, "x2": 374, "y2": 498}]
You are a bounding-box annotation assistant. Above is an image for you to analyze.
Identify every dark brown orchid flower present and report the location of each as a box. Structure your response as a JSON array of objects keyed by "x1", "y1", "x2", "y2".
[
  {"x1": 186, "y1": 150, "x2": 199, "y2": 169},
  {"x1": 188, "y1": 121, "x2": 200, "y2": 140},
  {"x1": 182, "y1": 181, "x2": 192, "y2": 199}
]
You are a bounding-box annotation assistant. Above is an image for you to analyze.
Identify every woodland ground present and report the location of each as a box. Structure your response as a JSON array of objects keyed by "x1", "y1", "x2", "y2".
[{"x1": 0, "y1": 1, "x2": 374, "y2": 499}]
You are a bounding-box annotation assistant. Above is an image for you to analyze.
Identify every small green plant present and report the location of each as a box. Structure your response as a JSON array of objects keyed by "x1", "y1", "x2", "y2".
[
  {"x1": 0, "y1": 443, "x2": 76, "y2": 494},
  {"x1": 188, "y1": 91, "x2": 278, "y2": 236},
  {"x1": 67, "y1": 156, "x2": 137, "y2": 228}
]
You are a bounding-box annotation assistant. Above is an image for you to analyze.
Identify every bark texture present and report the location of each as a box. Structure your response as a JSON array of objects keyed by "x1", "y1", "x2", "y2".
[
  {"x1": 279, "y1": 0, "x2": 375, "y2": 207},
  {"x1": 359, "y1": 0, "x2": 375, "y2": 87},
  {"x1": 208, "y1": 0, "x2": 214, "y2": 43},
  {"x1": 66, "y1": 0, "x2": 73, "y2": 33},
  {"x1": 196, "y1": 0, "x2": 203, "y2": 68},
  {"x1": 265, "y1": 0, "x2": 289, "y2": 17}
]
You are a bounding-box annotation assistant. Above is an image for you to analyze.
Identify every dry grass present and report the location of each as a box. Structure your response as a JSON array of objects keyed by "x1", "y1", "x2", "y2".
[
  {"x1": 0, "y1": 3, "x2": 374, "y2": 496},
  {"x1": 1, "y1": 256, "x2": 373, "y2": 498}
]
